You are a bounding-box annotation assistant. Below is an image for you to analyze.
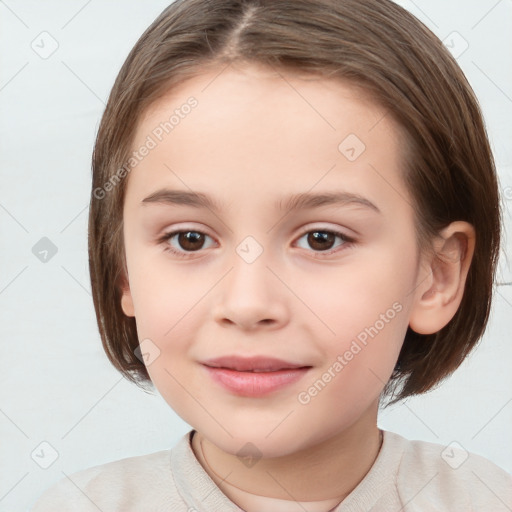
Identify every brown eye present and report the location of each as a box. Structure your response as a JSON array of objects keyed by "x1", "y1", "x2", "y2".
[
  {"x1": 295, "y1": 229, "x2": 353, "y2": 255},
  {"x1": 175, "y1": 231, "x2": 205, "y2": 251},
  {"x1": 159, "y1": 230, "x2": 215, "y2": 258},
  {"x1": 307, "y1": 231, "x2": 336, "y2": 251}
]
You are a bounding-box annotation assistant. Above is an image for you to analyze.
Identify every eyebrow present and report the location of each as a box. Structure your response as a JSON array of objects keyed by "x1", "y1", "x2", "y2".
[{"x1": 141, "y1": 188, "x2": 381, "y2": 214}]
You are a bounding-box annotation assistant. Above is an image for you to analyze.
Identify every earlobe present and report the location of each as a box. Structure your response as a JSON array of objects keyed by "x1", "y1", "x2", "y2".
[
  {"x1": 408, "y1": 221, "x2": 475, "y2": 335},
  {"x1": 121, "y1": 289, "x2": 135, "y2": 317},
  {"x1": 119, "y1": 273, "x2": 135, "y2": 317}
]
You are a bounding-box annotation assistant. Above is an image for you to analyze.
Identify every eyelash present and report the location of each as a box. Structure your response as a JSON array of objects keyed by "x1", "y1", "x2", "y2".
[{"x1": 157, "y1": 227, "x2": 355, "y2": 259}]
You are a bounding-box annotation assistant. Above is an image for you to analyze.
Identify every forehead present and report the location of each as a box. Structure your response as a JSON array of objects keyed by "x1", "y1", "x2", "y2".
[
  {"x1": 126, "y1": 63, "x2": 408, "y2": 212},
  {"x1": 140, "y1": 62, "x2": 387, "y2": 135}
]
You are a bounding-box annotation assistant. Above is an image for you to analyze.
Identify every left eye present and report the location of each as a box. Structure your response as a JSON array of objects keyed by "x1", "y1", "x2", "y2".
[{"x1": 295, "y1": 229, "x2": 353, "y2": 254}]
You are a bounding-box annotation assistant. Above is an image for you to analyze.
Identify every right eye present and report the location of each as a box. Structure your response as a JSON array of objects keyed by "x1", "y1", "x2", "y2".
[{"x1": 158, "y1": 230, "x2": 216, "y2": 258}]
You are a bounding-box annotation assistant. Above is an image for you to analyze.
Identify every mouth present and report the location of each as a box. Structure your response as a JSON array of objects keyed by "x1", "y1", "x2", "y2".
[
  {"x1": 202, "y1": 355, "x2": 311, "y2": 372},
  {"x1": 216, "y1": 368, "x2": 304, "y2": 372},
  {"x1": 204, "y1": 365, "x2": 312, "y2": 373},
  {"x1": 201, "y1": 355, "x2": 312, "y2": 396}
]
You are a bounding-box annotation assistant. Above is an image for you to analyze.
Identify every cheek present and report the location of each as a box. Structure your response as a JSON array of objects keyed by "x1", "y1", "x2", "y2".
[
  {"x1": 131, "y1": 267, "x2": 203, "y2": 411},
  {"x1": 301, "y1": 245, "x2": 414, "y2": 390},
  {"x1": 126, "y1": 251, "x2": 204, "y2": 334},
  {"x1": 127, "y1": 258, "x2": 211, "y2": 394},
  {"x1": 300, "y1": 314, "x2": 407, "y2": 424},
  {"x1": 307, "y1": 247, "x2": 414, "y2": 338}
]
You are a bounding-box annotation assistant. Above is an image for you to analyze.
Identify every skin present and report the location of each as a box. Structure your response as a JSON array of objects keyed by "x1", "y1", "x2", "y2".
[{"x1": 119, "y1": 62, "x2": 475, "y2": 508}]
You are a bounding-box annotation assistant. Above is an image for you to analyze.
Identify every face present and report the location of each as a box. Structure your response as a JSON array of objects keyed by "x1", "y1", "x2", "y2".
[{"x1": 120, "y1": 62, "x2": 426, "y2": 458}]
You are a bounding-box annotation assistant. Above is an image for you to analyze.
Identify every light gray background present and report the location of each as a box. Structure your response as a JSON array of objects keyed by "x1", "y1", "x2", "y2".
[{"x1": 0, "y1": 1, "x2": 511, "y2": 510}]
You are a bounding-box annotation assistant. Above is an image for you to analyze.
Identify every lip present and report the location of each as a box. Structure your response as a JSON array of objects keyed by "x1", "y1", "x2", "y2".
[
  {"x1": 203, "y1": 367, "x2": 311, "y2": 397},
  {"x1": 202, "y1": 355, "x2": 308, "y2": 371},
  {"x1": 201, "y1": 355, "x2": 312, "y2": 397}
]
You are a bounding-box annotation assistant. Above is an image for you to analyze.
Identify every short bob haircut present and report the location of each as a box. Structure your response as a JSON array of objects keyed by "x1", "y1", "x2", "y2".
[{"x1": 88, "y1": 0, "x2": 502, "y2": 405}]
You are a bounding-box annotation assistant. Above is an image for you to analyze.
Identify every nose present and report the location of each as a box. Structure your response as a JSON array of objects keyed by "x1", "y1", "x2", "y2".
[{"x1": 212, "y1": 250, "x2": 290, "y2": 332}]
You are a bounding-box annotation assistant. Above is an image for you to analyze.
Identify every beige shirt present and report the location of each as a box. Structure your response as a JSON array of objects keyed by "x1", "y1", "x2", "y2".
[{"x1": 30, "y1": 429, "x2": 512, "y2": 511}]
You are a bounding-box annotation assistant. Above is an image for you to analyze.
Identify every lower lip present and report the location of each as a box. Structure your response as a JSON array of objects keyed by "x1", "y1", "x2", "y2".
[{"x1": 203, "y1": 365, "x2": 311, "y2": 397}]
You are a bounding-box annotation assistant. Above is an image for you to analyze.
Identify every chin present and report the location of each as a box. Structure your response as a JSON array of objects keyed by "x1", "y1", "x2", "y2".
[{"x1": 196, "y1": 418, "x2": 318, "y2": 460}]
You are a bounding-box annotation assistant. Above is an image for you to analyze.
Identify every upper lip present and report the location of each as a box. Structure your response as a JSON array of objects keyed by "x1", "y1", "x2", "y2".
[{"x1": 202, "y1": 355, "x2": 310, "y2": 372}]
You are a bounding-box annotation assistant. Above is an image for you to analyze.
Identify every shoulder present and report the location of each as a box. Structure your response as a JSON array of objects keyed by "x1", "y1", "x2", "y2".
[
  {"x1": 385, "y1": 431, "x2": 512, "y2": 511},
  {"x1": 29, "y1": 448, "x2": 184, "y2": 511}
]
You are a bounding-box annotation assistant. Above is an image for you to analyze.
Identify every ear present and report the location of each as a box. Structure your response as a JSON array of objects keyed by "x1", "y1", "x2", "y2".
[
  {"x1": 119, "y1": 271, "x2": 135, "y2": 318},
  {"x1": 408, "y1": 221, "x2": 475, "y2": 335}
]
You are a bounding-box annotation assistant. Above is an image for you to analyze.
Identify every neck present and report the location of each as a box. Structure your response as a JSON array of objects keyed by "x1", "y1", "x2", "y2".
[{"x1": 191, "y1": 400, "x2": 382, "y2": 506}]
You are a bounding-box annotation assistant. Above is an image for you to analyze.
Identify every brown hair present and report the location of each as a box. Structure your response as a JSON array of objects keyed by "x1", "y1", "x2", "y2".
[{"x1": 88, "y1": 0, "x2": 502, "y2": 405}]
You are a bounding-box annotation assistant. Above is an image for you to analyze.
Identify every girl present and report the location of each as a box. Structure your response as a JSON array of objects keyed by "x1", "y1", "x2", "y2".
[{"x1": 32, "y1": 0, "x2": 511, "y2": 510}]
